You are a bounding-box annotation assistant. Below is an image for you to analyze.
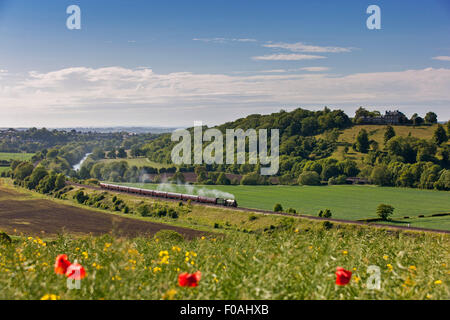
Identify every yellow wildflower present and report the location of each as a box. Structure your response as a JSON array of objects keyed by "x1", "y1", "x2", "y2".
[
  {"x1": 162, "y1": 289, "x2": 177, "y2": 300},
  {"x1": 41, "y1": 294, "x2": 60, "y2": 300}
]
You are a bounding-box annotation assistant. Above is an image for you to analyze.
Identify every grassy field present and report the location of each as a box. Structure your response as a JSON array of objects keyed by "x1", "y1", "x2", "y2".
[
  {"x1": 119, "y1": 183, "x2": 450, "y2": 230},
  {"x1": 0, "y1": 180, "x2": 448, "y2": 300},
  {"x1": 100, "y1": 158, "x2": 171, "y2": 169},
  {"x1": 0, "y1": 227, "x2": 448, "y2": 300},
  {"x1": 335, "y1": 124, "x2": 440, "y2": 146},
  {"x1": 0, "y1": 152, "x2": 34, "y2": 161},
  {"x1": 317, "y1": 124, "x2": 446, "y2": 162}
]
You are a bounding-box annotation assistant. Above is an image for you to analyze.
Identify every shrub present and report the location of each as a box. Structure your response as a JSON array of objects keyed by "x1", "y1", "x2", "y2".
[
  {"x1": 286, "y1": 208, "x2": 297, "y2": 214},
  {"x1": 167, "y1": 208, "x2": 179, "y2": 219},
  {"x1": 273, "y1": 203, "x2": 283, "y2": 212},
  {"x1": 377, "y1": 204, "x2": 395, "y2": 220},
  {"x1": 74, "y1": 190, "x2": 89, "y2": 204},
  {"x1": 298, "y1": 171, "x2": 320, "y2": 186},
  {"x1": 248, "y1": 215, "x2": 258, "y2": 221},
  {"x1": 137, "y1": 204, "x2": 151, "y2": 217},
  {"x1": 322, "y1": 221, "x2": 333, "y2": 230},
  {"x1": 154, "y1": 230, "x2": 184, "y2": 242},
  {"x1": 323, "y1": 209, "x2": 332, "y2": 218}
]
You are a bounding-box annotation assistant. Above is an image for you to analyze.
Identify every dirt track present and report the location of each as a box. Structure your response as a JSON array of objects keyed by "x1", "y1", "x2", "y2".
[{"x1": 0, "y1": 188, "x2": 206, "y2": 239}]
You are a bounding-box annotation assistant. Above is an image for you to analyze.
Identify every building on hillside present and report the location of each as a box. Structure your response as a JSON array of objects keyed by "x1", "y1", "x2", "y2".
[{"x1": 360, "y1": 110, "x2": 407, "y2": 125}]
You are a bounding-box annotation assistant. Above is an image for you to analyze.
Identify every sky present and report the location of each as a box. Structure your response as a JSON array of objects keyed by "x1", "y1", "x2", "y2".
[{"x1": 0, "y1": 0, "x2": 449, "y2": 128}]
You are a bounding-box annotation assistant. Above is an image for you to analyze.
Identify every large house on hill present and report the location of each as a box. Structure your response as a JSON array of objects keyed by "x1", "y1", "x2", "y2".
[{"x1": 360, "y1": 110, "x2": 407, "y2": 125}]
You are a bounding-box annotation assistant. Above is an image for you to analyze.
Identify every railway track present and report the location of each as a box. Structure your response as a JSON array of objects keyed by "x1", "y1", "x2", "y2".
[{"x1": 67, "y1": 182, "x2": 450, "y2": 235}]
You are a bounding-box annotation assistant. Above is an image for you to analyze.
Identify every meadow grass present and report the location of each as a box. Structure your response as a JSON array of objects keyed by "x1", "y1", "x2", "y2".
[
  {"x1": 100, "y1": 158, "x2": 172, "y2": 168},
  {"x1": 0, "y1": 228, "x2": 448, "y2": 300},
  {"x1": 119, "y1": 183, "x2": 450, "y2": 230},
  {"x1": 0, "y1": 152, "x2": 34, "y2": 161},
  {"x1": 323, "y1": 124, "x2": 441, "y2": 147},
  {"x1": 317, "y1": 124, "x2": 448, "y2": 162}
]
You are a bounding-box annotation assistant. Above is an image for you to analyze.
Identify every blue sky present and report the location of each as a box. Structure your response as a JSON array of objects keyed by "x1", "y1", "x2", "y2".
[{"x1": 0, "y1": 0, "x2": 449, "y2": 127}]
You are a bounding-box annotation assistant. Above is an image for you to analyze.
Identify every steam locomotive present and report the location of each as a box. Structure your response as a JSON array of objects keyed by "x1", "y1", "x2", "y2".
[{"x1": 99, "y1": 183, "x2": 238, "y2": 207}]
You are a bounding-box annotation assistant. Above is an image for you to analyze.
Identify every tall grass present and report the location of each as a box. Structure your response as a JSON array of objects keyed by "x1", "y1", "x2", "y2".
[{"x1": 0, "y1": 227, "x2": 448, "y2": 300}]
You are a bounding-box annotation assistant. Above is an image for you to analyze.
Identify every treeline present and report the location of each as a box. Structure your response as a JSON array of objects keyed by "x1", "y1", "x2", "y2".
[
  {"x1": 144, "y1": 107, "x2": 351, "y2": 166},
  {"x1": 354, "y1": 107, "x2": 439, "y2": 125},
  {"x1": 0, "y1": 128, "x2": 136, "y2": 153},
  {"x1": 9, "y1": 161, "x2": 66, "y2": 194}
]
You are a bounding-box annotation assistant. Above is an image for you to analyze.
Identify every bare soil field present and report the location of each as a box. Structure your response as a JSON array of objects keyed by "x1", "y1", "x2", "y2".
[{"x1": 0, "y1": 187, "x2": 206, "y2": 239}]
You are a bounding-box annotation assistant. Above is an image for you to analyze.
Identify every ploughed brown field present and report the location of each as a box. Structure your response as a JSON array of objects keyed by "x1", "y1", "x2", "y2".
[{"x1": 0, "y1": 187, "x2": 205, "y2": 239}]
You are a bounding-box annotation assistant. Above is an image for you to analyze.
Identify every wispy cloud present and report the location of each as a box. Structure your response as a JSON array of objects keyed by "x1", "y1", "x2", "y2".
[
  {"x1": 193, "y1": 37, "x2": 257, "y2": 43},
  {"x1": 299, "y1": 67, "x2": 330, "y2": 72},
  {"x1": 263, "y1": 42, "x2": 352, "y2": 53},
  {"x1": 252, "y1": 54, "x2": 326, "y2": 61},
  {"x1": 432, "y1": 56, "x2": 450, "y2": 61}
]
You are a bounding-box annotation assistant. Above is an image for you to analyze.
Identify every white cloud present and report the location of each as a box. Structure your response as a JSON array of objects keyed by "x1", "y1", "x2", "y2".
[
  {"x1": 432, "y1": 56, "x2": 450, "y2": 61},
  {"x1": 1, "y1": 66, "x2": 449, "y2": 126},
  {"x1": 252, "y1": 54, "x2": 326, "y2": 61},
  {"x1": 193, "y1": 37, "x2": 257, "y2": 43},
  {"x1": 299, "y1": 67, "x2": 330, "y2": 72},
  {"x1": 263, "y1": 42, "x2": 352, "y2": 53}
]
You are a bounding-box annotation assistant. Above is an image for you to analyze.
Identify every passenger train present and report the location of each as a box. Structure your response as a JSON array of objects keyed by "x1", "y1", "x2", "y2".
[{"x1": 99, "y1": 183, "x2": 238, "y2": 207}]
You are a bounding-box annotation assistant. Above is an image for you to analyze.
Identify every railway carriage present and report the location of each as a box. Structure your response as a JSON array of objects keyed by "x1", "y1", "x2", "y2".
[{"x1": 99, "y1": 183, "x2": 238, "y2": 207}]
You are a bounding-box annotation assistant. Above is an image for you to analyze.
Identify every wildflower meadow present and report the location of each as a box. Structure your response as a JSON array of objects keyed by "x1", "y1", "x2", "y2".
[{"x1": 0, "y1": 227, "x2": 448, "y2": 300}]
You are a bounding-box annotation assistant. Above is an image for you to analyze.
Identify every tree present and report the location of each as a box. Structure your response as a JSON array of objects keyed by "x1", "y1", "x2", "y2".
[
  {"x1": 241, "y1": 172, "x2": 264, "y2": 185},
  {"x1": 171, "y1": 171, "x2": 186, "y2": 184},
  {"x1": 434, "y1": 170, "x2": 450, "y2": 191},
  {"x1": 107, "y1": 149, "x2": 117, "y2": 159},
  {"x1": 274, "y1": 203, "x2": 283, "y2": 212},
  {"x1": 55, "y1": 173, "x2": 66, "y2": 190},
  {"x1": 433, "y1": 124, "x2": 448, "y2": 145},
  {"x1": 27, "y1": 166, "x2": 48, "y2": 189},
  {"x1": 137, "y1": 204, "x2": 151, "y2": 217},
  {"x1": 376, "y1": 204, "x2": 394, "y2": 220},
  {"x1": 318, "y1": 209, "x2": 332, "y2": 218},
  {"x1": 424, "y1": 112, "x2": 438, "y2": 124},
  {"x1": 216, "y1": 172, "x2": 230, "y2": 185},
  {"x1": 13, "y1": 162, "x2": 34, "y2": 181},
  {"x1": 384, "y1": 125, "x2": 396, "y2": 144},
  {"x1": 91, "y1": 147, "x2": 105, "y2": 160},
  {"x1": 411, "y1": 113, "x2": 424, "y2": 126},
  {"x1": 298, "y1": 171, "x2": 321, "y2": 186},
  {"x1": 47, "y1": 149, "x2": 59, "y2": 158},
  {"x1": 117, "y1": 148, "x2": 127, "y2": 158},
  {"x1": 355, "y1": 129, "x2": 370, "y2": 153}
]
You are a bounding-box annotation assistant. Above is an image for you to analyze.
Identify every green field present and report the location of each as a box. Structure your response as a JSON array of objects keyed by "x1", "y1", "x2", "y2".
[
  {"x1": 119, "y1": 183, "x2": 450, "y2": 230},
  {"x1": 100, "y1": 158, "x2": 171, "y2": 168},
  {"x1": 317, "y1": 124, "x2": 449, "y2": 162},
  {"x1": 0, "y1": 153, "x2": 34, "y2": 175},
  {"x1": 0, "y1": 152, "x2": 34, "y2": 161}
]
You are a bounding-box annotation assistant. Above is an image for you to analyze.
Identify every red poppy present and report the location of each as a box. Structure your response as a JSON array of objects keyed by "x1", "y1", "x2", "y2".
[
  {"x1": 54, "y1": 254, "x2": 71, "y2": 275},
  {"x1": 335, "y1": 267, "x2": 352, "y2": 286},
  {"x1": 66, "y1": 262, "x2": 86, "y2": 280},
  {"x1": 178, "y1": 271, "x2": 201, "y2": 287}
]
